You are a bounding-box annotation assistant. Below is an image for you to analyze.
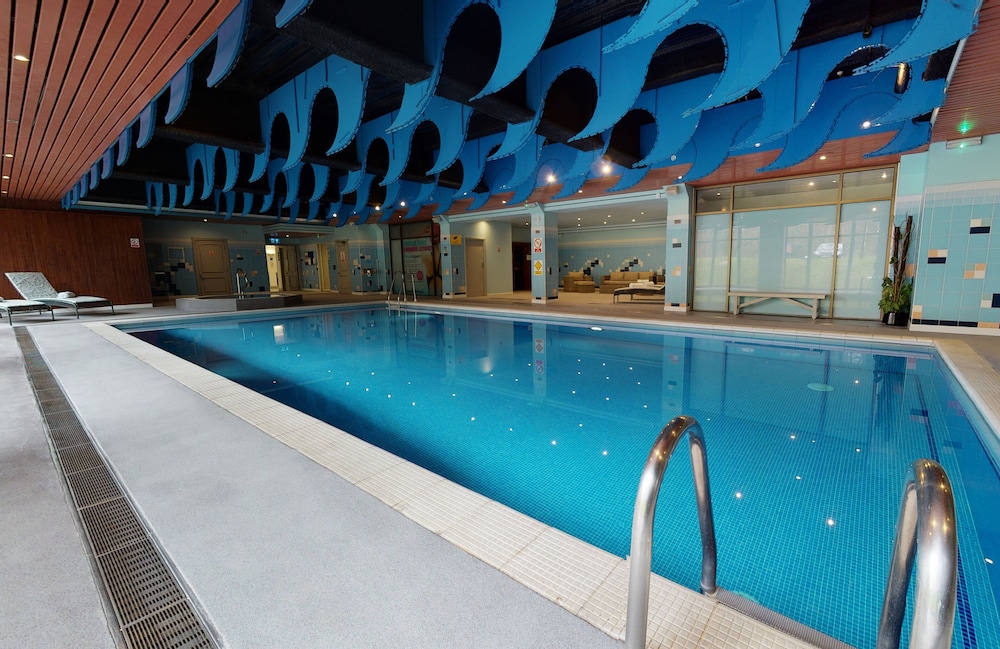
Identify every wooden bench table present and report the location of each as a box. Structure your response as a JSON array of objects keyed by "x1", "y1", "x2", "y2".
[{"x1": 727, "y1": 291, "x2": 827, "y2": 320}]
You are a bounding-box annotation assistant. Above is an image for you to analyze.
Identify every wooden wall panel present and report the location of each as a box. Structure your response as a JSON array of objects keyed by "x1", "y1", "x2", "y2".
[{"x1": 0, "y1": 208, "x2": 152, "y2": 305}]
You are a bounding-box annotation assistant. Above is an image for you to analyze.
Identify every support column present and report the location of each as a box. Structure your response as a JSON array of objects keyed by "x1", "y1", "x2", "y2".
[
  {"x1": 436, "y1": 217, "x2": 458, "y2": 299},
  {"x1": 527, "y1": 203, "x2": 559, "y2": 302},
  {"x1": 664, "y1": 184, "x2": 694, "y2": 312}
]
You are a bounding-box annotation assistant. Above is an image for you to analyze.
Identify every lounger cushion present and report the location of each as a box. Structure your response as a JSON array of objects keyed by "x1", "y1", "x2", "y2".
[{"x1": 57, "y1": 291, "x2": 76, "y2": 298}]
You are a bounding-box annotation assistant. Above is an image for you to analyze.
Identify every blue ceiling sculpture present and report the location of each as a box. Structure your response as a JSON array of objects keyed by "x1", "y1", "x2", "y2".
[{"x1": 65, "y1": 0, "x2": 983, "y2": 226}]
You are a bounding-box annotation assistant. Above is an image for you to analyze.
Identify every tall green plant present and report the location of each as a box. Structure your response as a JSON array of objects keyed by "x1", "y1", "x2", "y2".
[{"x1": 879, "y1": 214, "x2": 913, "y2": 314}]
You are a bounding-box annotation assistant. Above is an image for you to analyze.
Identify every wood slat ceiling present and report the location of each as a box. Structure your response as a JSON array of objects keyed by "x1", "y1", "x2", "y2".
[
  {"x1": 930, "y1": 0, "x2": 1000, "y2": 143},
  {"x1": 1, "y1": 0, "x2": 240, "y2": 203},
  {"x1": 1, "y1": 0, "x2": 997, "y2": 208}
]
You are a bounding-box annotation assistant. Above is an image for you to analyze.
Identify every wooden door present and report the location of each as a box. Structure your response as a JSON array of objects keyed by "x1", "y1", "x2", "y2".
[
  {"x1": 512, "y1": 241, "x2": 531, "y2": 291},
  {"x1": 466, "y1": 238, "x2": 486, "y2": 297},
  {"x1": 336, "y1": 241, "x2": 351, "y2": 293},
  {"x1": 279, "y1": 245, "x2": 300, "y2": 290},
  {"x1": 192, "y1": 238, "x2": 232, "y2": 295}
]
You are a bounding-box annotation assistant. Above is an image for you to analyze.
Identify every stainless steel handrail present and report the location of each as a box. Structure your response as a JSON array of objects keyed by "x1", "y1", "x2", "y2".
[
  {"x1": 624, "y1": 415, "x2": 717, "y2": 649},
  {"x1": 876, "y1": 459, "x2": 958, "y2": 649}
]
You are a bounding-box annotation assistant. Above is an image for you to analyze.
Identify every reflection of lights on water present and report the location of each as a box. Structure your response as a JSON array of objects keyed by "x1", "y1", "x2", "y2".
[
  {"x1": 827, "y1": 518, "x2": 836, "y2": 527},
  {"x1": 795, "y1": 476, "x2": 802, "y2": 480},
  {"x1": 986, "y1": 558, "x2": 994, "y2": 565},
  {"x1": 551, "y1": 440, "x2": 557, "y2": 445},
  {"x1": 735, "y1": 492, "x2": 743, "y2": 499}
]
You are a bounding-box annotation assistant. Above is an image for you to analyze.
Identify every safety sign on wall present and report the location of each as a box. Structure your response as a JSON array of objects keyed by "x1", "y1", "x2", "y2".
[
  {"x1": 533, "y1": 237, "x2": 542, "y2": 253},
  {"x1": 534, "y1": 260, "x2": 543, "y2": 275}
]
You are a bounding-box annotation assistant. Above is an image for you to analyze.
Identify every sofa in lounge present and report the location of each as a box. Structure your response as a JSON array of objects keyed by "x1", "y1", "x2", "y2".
[
  {"x1": 561, "y1": 271, "x2": 596, "y2": 292},
  {"x1": 598, "y1": 271, "x2": 659, "y2": 294}
]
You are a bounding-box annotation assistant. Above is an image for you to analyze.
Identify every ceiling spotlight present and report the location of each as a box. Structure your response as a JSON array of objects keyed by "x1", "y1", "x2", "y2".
[
  {"x1": 399, "y1": 200, "x2": 405, "y2": 207},
  {"x1": 577, "y1": 189, "x2": 583, "y2": 194},
  {"x1": 819, "y1": 155, "x2": 827, "y2": 160},
  {"x1": 501, "y1": 200, "x2": 507, "y2": 204},
  {"x1": 375, "y1": 205, "x2": 381, "y2": 210},
  {"x1": 861, "y1": 120, "x2": 872, "y2": 129},
  {"x1": 3, "y1": 153, "x2": 12, "y2": 158},
  {"x1": 1, "y1": 175, "x2": 9, "y2": 180},
  {"x1": 13, "y1": 54, "x2": 29, "y2": 62},
  {"x1": 601, "y1": 162, "x2": 612, "y2": 175},
  {"x1": 546, "y1": 173, "x2": 557, "y2": 183},
  {"x1": 754, "y1": 142, "x2": 761, "y2": 148}
]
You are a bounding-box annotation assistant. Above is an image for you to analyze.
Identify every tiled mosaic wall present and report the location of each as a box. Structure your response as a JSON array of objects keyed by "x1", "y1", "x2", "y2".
[
  {"x1": 911, "y1": 182, "x2": 999, "y2": 328},
  {"x1": 557, "y1": 225, "x2": 667, "y2": 287}
]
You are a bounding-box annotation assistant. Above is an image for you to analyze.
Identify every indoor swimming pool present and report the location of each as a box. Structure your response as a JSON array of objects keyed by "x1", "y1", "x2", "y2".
[{"x1": 125, "y1": 306, "x2": 1000, "y2": 649}]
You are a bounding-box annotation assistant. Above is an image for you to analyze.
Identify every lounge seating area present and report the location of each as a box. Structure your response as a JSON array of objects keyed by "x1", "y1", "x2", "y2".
[
  {"x1": 5, "y1": 272, "x2": 115, "y2": 318},
  {"x1": 599, "y1": 271, "x2": 660, "y2": 294},
  {"x1": 0, "y1": 298, "x2": 55, "y2": 325},
  {"x1": 561, "y1": 271, "x2": 596, "y2": 292}
]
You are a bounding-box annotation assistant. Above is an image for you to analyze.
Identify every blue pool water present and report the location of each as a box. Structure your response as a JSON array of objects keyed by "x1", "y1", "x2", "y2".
[{"x1": 127, "y1": 306, "x2": 1000, "y2": 649}]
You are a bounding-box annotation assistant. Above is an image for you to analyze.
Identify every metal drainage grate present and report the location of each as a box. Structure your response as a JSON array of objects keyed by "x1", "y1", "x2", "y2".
[{"x1": 15, "y1": 329, "x2": 217, "y2": 649}]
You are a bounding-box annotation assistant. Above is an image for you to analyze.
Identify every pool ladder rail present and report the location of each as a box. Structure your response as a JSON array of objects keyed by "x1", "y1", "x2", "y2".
[
  {"x1": 624, "y1": 415, "x2": 958, "y2": 649},
  {"x1": 387, "y1": 271, "x2": 417, "y2": 309}
]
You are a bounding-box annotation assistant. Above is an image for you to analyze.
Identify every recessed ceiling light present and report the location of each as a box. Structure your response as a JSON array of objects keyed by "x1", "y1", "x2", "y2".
[
  {"x1": 819, "y1": 155, "x2": 827, "y2": 160},
  {"x1": 1, "y1": 175, "x2": 9, "y2": 179},
  {"x1": 577, "y1": 189, "x2": 583, "y2": 193},
  {"x1": 375, "y1": 205, "x2": 381, "y2": 210},
  {"x1": 861, "y1": 120, "x2": 872, "y2": 129},
  {"x1": 3, "y1": 153, "x2": 12, "y2": 158},
  {"x1": 13, "y1": 54, "x2": 29, "y2": 62},
  {"x1": 399, "y1": 201, "x2": 405, "y2": 207}
]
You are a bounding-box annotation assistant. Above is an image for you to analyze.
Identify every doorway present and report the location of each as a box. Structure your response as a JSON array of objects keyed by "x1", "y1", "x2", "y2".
[
  {"x1": 317, "y1": 244, "x2": 331, "y2": 291},
  {"x1": 192, "y1": 238, "x2": 232, "y2": 295},
  {"x1": 335, "y1": 241, "x2": 351, "y2": 293},
  {"x1": 466, "y1": 238, "x2": 486, "y2": 297},
  {"x1": 511, "y1": 241, "x2": 531, "y2": 291},
  {"x1": 279, "y1": 245, "x2": 300, "y2": 291}
]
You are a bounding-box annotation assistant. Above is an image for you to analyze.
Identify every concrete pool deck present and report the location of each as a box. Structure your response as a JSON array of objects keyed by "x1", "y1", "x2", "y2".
[{"x1": 3, "y1": 291, "x2": 998, "y2": 648}]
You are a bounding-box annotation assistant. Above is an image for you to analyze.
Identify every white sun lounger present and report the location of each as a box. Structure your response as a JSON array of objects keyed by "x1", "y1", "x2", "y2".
[
  {"x1": 5, "y1": 272, "x2": 115, "y2": 318},
  {"x1": 0, "y1": 298, "x2": 55, "y2": 325}
]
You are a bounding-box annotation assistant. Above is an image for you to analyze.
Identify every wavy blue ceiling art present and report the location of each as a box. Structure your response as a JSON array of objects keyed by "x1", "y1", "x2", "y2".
[{"x1": 63, "y1": 0, "x2": 984, "y2": 222}]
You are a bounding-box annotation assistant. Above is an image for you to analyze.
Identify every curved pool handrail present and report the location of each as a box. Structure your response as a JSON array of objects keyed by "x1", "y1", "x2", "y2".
[
  {"x1": 876, "y1": 459, "x2": 958, "y2": 649},
  {"x1": 624, "y1": 415, "x2": 717, "y2": 649}
]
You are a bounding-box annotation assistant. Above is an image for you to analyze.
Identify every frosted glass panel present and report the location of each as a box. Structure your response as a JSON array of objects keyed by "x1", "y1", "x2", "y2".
[
  {"x1": 833, "y1": 201, "x2": 890, "y2": 318},
  {"x1": 730, "y1": 206, "x2": 836, "y2": 315},
  {"x1": 693, "y1": 213, "x2": 730, "y2": 311}
]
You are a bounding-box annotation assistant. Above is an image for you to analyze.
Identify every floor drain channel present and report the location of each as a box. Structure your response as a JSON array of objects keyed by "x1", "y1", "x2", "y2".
[{"x1": 15, "y1": 329, "x2": 218, "y2": 649}]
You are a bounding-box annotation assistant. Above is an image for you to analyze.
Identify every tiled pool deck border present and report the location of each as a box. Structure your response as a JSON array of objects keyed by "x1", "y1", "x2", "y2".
[{"x1": 85, "y1": 307, "x2": 1000, "y2": 649}]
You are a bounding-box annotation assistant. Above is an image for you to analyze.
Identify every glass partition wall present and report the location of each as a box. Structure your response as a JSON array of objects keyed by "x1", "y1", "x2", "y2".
[{"x1": 693, "y1": 167, "x2": 895, "y2": 319}]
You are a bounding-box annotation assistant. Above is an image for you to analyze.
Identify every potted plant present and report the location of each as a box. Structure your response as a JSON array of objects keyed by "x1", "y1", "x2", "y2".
[{"x1": 879, "y1": 214, "x2": 913, "y2": 326}]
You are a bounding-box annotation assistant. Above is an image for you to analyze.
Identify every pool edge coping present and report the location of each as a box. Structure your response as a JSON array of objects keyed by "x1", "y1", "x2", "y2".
[{"x1": 82, "y1": 319, "x2": 830, "y2": 649}]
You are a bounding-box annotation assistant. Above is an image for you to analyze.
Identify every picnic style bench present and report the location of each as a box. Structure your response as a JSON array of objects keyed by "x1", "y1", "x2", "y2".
[{"x1": 727, "y1": 291, "x2": 827, "y2": 320}]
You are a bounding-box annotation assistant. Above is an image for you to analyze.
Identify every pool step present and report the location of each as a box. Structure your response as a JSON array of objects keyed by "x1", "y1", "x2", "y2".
[{"x1": 715, "y1": 588, "x2": 855, "y2": 649}]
